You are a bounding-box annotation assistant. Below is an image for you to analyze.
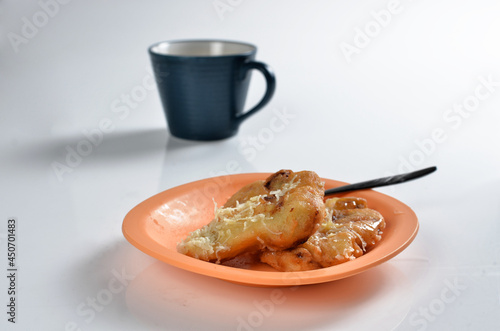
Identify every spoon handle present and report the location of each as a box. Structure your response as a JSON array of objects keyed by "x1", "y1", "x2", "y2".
[{"x1": 324, "y1": 166, "x2": 437, "y2": 196}]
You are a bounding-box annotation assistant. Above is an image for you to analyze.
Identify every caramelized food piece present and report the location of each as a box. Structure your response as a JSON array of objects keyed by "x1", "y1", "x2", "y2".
[
  {"x1": 260, "y1": 197, "x2": 385, "y2": 271},
  {"x1": 177, "y1": 170, "x2": 325, "y2": 262}
]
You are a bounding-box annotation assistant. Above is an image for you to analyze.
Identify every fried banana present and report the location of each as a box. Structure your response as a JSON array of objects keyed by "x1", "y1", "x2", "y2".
[
  {"x1": 177, "y1": 170, "x2": 326, "y2": 262},
  {"x1": 260, "y1": 197, "x2": 385, "y2": 271}
]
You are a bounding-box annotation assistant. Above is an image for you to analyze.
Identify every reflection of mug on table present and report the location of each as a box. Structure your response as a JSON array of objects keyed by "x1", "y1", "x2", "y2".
[{"x1": 149, "y1": 40, "x2": 276, "y2": 141}]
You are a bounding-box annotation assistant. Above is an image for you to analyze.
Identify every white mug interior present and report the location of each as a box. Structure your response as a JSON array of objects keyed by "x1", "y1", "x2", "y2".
[{"x1": 150, "y1": 40, "x2": 255, "y2": 57}]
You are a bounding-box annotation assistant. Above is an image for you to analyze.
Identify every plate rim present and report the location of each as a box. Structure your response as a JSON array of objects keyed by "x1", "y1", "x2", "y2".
[{"x1": 122, "y1": 172, "x2": 419, "y2": 286}]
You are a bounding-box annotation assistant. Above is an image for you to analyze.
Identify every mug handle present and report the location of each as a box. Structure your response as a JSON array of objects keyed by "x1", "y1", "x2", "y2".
[{"x1": 235, "y1": 61, "x2": 276, "y2": 123}]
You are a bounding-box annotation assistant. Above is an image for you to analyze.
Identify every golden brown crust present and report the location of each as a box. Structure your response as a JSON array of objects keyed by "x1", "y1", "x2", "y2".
[
  {"x1": 177, "y1": 170, "x2": 325, "y2": 262},
  {"x1": 260, "y1": 197, "x2": 385, "y2": 271},
  {"x1": 260, "y1": 247, "x2": 321, "y2": 271}
]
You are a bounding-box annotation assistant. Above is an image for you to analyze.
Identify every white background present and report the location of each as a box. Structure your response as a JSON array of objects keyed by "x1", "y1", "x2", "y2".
[{"x1": 1, "y1": 0, "x2": 500, "y2": 330}]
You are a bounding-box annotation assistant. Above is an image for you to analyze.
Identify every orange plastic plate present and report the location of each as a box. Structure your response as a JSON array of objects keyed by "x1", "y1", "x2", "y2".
[{"x1": 122, "y1": 173, "x2": 419, "y2": 286}]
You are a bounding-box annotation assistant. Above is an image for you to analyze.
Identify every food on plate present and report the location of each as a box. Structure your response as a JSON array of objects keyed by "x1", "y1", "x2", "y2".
[
  {"x1": 260, "y1": 197, "x2": 385, "y2": 271},
  {"x1": 177, "y1": 169, "x2": 385, "y2": 271},
  {"x1": 177, "y1": 170, "x2": 326, "y2": 262}
]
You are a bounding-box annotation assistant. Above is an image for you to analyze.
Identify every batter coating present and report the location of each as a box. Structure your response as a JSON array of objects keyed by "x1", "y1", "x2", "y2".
[
  {"x1": 177, "y1": 170, "x2": 326, "y2": 262},
  {"x1": 260, "y1": 197, "x2": 385, "y2": 271}
]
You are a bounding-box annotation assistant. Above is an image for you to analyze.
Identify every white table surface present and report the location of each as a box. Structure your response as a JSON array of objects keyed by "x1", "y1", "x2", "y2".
[{"x1": 2, "y1": 0, "x2": 500, "y2": 330}]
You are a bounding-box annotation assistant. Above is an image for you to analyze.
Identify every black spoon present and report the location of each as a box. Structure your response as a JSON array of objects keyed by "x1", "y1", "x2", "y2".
[{"x1": 324, "y1": 166, "x2": 437, "y2": 196}]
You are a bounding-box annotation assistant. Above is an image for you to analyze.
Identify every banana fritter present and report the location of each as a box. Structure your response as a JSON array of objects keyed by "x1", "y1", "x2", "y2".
[
  {"x1": 177, "y1": 170, "x2": 325, "y2": 262},
  {"x1": 260, "y1": 197, "x2": 385, "y2": 271}
]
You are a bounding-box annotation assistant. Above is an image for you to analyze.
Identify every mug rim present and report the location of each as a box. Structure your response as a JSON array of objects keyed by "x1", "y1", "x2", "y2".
[{"x1": 148, "y1": 39, "x2": 257, "y2": 58}]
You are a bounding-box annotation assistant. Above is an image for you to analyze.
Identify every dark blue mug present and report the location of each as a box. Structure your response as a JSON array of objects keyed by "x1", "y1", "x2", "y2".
[{"x1": 149, "y1": 40, "x2": 276, "y2": 141}]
